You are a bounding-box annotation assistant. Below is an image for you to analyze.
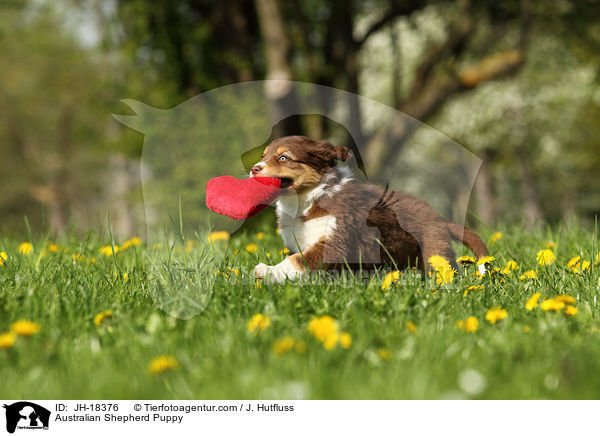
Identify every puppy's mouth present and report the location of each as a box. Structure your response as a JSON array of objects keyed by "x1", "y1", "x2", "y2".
[{"x1": 278, "y1": 178, "x2": 293, "y2": 189}]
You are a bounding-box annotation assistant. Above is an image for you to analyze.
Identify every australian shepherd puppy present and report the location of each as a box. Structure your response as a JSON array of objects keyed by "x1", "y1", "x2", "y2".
[{"x1": 250, "y1": 135, "x2": 488, "y2": 283}]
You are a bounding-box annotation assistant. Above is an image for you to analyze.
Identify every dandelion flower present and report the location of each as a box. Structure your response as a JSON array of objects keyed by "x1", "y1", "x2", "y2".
[
  {"x1": 148, "y1": 355, "x2": 179, "y2": 374},
  {"x1": 257, "y1": 232, "x2": 265, "y2": 240},
  {"x1": 18, "y1": 242, "x2": 33, "y2": 255},
  {"x1": 280, "y1": 248, "x2": 290, "y2": 256},
  {"x1": 519, "y1": 270, "x2": 536, "y2": 280},
  {"x1": 273, "y1": 337, "x2": 296, "y2": 356},
  {"x1": 99, "y1": 245, "x2": 119, "y2": 256},
  {"x1": 567, "y1": 256, "x2": 581, "y2": 269},
  {"x1": 476, "y1": 256, "x2": 495, "y2": 266},
  {"x1": 47, "y1": 243, "x2": 60, "y2": 253},
  {"x1": 457, "y1": 316, "x2": 479, "y2": 333},
  {"x1": 536, "y1": 249, "x2": 555, "y2": 266},
  {"x1": 502, "y1": 260, "x2": 519, "y2": 275},
  {"x1": 545, "y1": 241, "x2": 556, "y2": 250},
  {"x1": 428, "y1": 255, "x2": 451, "y2": 270},
  {"x1": 381, "y1": 271, "x2": 401, "y2": 290},
  {"x1": 433, "y1": 266, "x2": 455, "y2": 286},
  {"x1": 0, "y1": 332, "x2": 17, "y2": 349},
  {"x1": 525, "y1": 293, "x2": 541, "y2": 311},
  {"x1": 307, "y1": 315, "x2": 339, "y2": 343},
  {"x1": 246, "y1": 314, "x2": 271, "y2": 333},
  {"x1": 10, "y1": 320, "x2": 41, "y2": 336},
  {"x1": 0, "y1": 252, "x2": 8, "y2": 266},
  {"x1": 323, "y1": 333, "x2": 340, "y2": 350},
  {"x1": 554, "y1": 295, "x2": 576, "y2": 305},
  {"x1": 207, "y1": 231, "x2": 230, "y2": 243},
  {"x1": 464, "y1": 285, "x2": 483, "y2": 296},
  {"x1": 94, "y1": 310, "x2": 113, "y2": 327},
  {"x1": 245, "y1": 243, "x2": 259, "y2": 254},
  {"x1": 456, "y1": 255, "x2": 476, "y2": 265},
  {"x1": 489, "y1": 232, "x2": 502, "y2": 244},
  {"x1": 485, "y1": 307, "x2": 507, "y2": 324},
  {"x1": 540, "y1": 298, "x2": 565, "y2": 312},
  {"x1": 377, "y1": 348, "x2": 392, "y2": 360},
  {"x1": 339, "y1": 332, "x2": 352, "y2": 349},
  {"x1": 523, "y1": 326, "x2": 531, "y2": 333},
  {"x1": 405, "y1": 321, "x2": 418, "y2": 335},
  {"x1": 564, "y1": 305, "x2": 578, "y2": 316}
]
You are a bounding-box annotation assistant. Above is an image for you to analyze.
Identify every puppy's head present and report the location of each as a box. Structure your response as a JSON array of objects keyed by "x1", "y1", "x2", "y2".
[{"x1": 250, "y1": 136, "x2": 350, "y2": 194}]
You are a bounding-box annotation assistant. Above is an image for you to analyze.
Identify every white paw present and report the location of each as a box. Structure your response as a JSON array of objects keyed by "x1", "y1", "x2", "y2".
[
  {"x1": 253, "y1": 263, "x2": 270, "y2": 279},
  {"x1": 253, "y1": 258, "x2": 303, "y2": 284}
]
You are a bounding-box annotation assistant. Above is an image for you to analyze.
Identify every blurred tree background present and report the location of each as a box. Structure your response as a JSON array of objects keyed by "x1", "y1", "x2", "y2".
[{"x1": 1, "y1": 0, "x2": 599, "y2": 238}]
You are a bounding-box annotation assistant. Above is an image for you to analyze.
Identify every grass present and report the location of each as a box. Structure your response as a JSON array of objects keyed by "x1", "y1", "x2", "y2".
[{"x1": 1, "y1": 222, "x2": 600, "y2": 399}]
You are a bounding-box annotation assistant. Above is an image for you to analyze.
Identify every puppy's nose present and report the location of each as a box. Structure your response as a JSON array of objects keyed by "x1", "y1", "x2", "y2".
[{"x1": 251, "y1": 165, "x2": 262, "y2": 175}]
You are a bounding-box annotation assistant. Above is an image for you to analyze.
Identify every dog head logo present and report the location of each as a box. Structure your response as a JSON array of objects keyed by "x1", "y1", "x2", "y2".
[
  {"x1": 3, "y1": 402, "x2": 50, "y2": 434},
  {"x1": 114, "y1": 81, "x2": 481, "y2": 318}
]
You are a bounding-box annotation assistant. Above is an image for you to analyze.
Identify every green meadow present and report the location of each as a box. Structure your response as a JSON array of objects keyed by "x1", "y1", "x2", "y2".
[{"x1": 1, "y1": 223, "x2": 600, "y2": 399}]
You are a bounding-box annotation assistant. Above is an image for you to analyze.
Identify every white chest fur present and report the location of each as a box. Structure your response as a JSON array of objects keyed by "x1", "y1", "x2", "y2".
[{"x1": 278, "y1": 213, "x2": 336, "y2": 252}]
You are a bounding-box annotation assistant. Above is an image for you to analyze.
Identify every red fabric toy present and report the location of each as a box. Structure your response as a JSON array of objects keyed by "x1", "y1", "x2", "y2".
[{"x1": 206, "y1": 176, "x2": 282, "y2": 220}]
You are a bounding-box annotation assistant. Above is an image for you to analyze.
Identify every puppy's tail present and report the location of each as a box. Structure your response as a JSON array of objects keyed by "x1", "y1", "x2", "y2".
[{"x1": 446, "y1": 222, "x2": 488, "y2": 259}]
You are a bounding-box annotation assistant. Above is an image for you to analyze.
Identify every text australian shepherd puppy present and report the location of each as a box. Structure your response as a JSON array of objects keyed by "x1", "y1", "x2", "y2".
[{"x1": 250, "y1": 135, "x2": 488, "y2": 283}]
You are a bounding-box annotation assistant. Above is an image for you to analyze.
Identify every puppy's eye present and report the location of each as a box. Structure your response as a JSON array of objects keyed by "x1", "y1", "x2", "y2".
[{"x1": 278, "y1": 155, "x2": 288, "y2": 162}]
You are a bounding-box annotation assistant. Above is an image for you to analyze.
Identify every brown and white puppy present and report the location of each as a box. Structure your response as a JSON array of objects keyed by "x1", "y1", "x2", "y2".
[{"x1": 250, "y1": 135, "x2": 488, "y2": 283}]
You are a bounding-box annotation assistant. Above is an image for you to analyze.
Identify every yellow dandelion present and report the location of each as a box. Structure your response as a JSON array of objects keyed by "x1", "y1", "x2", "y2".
[
  {"x1": 257, "y1": 232, "x2": 265, "y2": 240},
  {"x1": 434, "y1": 266, "x2": 455, "y2": 286},
  {"x1": 428, "y1": 255, "x2": 451, "y2": 270},
  {"x1": 339, "y1": 332, "x2": 352, "y2": 349},
  {"x1": 525, "y1": 292, "x2": 541, "y2": 311},
  {"x1": 519, "y1": 270, "x2": 536, "y2": 280},
  {"x1": 18, "y1": 242, "x2": 33, "y2": 255},
  {"x1": 536, "y1": 249, "x2": 555, "y2": 266},
  {"x1": 485, "y1": 307, "x2": 508, "y2": 324},
  {"x1": 246, "y1": 314, "x2": 271, "y2": 333},
  {"x1": 93, "y1": 310, "x2": 113, "y2": 327},
  {"x1": 0, "y1": 332, "x2": 17, "y2": 349},
  {"x1": 207, "y1": 231, "x2": 230, "y2": 243},
  {"x1": 476, "y1": 256, "x2": 495, "y2": 266},
  {"x1": 456, "y1": 255, "x2": 476, "y2": 265},
  {"x1": 564, "y1": 305, "x2": 578, "y2": 316},
  {"x1": 377, "y1": 348, "x2": 392, "y2": 360},
  {"x1": 307, "y1": 315, "x2": 339, "y2": 343},
  {"x1": 457, "y1": 316, "x2": 479, "y2": 333},
  {"x1": 464, "y1": 285, "x2": 483, "y2": 296},
  {"x1": 323, "y1": 332, "x2": 340, "y2": 350},
  {"x1": 405, "y1": 321, "x2": 418, "y2": 335},
  {"x1": 148, "y1": 355, "x2": 179, "y2": 375},
  {"x1": 10, "y1": 320, "x2": 41, "y2": 336},
  {"x1": 280, "y1": 248, "x2": 290, "y2": 256},
  {"x1": 255, "y1": 280, "x2": 263, "y2": 289},
  {"x1": 47, "y1": 243, "x2": 60, "y2": 253},
  {"x1": 554, "y1": 295, "x2": 576, "y2": 305},
  {"x1": 502, "y1": 260, "x2": 519, "y2": 275},
  {"x1": 489, "y1": 232, "x2": 502, "y2": 244},
  {"x1": 523, "y1": 326, "x2": 531, "y2": 333},
  {"x1": 381, "y1": 270, "x2": 401, "y2": 291},
  {"x1": 0, "y1": 252, "x2": 8, "y2": 266},
  {"x1": 128, "y1": 236, "x2": 142, "y2": 246},
  {"x1": 545, "y1": 241, "x2": 557, "y2": 249},
  {"x1": 245, "y1": 243, "x2": 259, "y2": 254},
  {"x1": 540, "y1": 298, "x2": 565, "y2": 312},
  {"x1": 273, "y1": 337, "x2": 296, "y2": 356},
  {"x1": 567, "y1": 256, "x2": 581, "y2": 269},
  {"x1": 99, "y1": 245, "x2": 119, "y2": 256}
]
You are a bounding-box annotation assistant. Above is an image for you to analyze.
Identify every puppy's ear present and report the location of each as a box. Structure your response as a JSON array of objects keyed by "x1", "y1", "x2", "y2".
[{"x1": 314, "y1": 141, "x2": 351, "y2": 164}]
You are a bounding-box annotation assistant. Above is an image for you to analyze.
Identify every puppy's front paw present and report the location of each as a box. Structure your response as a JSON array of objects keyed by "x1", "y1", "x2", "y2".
[{"x1": 253, "y1": 263, "x2": 270, "y2": 279}]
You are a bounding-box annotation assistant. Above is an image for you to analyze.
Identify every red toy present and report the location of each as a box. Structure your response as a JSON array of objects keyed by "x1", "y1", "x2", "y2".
[{"x1": 206, "y1": 176, "x2": 282, "y2": 220}]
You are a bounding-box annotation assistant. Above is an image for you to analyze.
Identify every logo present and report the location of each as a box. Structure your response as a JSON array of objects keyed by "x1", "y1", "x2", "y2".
[{"x1": 3, "y1": 402, "x2": 50, "y2": 434}]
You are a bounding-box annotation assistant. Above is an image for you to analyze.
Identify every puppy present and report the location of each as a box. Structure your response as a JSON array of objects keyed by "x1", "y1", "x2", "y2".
[{"x1": 251, "y1": 136, "x2": 487, "y2": 283}]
